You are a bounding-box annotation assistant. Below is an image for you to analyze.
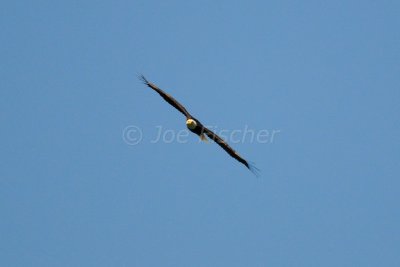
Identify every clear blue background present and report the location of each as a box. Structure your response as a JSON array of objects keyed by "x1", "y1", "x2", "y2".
[{"x1": 1, "y1": 0, "x2": 399, "y2": 266}]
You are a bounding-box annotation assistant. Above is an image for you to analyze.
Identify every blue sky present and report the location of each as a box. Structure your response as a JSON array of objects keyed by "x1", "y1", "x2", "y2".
[{"x1": 1, "y1": 0, "x2": 399, "y2": 266}]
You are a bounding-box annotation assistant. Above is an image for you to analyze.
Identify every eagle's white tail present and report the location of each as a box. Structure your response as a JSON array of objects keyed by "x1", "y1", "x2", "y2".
[{"x1": 200, "y1": 134, "x2": 208, "y2": 142}]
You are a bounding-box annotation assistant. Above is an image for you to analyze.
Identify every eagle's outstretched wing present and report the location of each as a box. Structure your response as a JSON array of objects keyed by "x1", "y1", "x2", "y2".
[
  {"x1": 202, "y1": 126, "x2": 260, "y2": 176},
  {"x1": 139, "y1": 75, "x2": 191, "y2": 118}
]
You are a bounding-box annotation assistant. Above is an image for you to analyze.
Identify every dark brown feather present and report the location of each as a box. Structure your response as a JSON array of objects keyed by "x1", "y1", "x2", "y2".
[
  {"x1": 139, "y1": 75, "x2": 191, "y2": 118},
  {"x1": 202, "y1": 126, "x2": 250, "y2": 169}
]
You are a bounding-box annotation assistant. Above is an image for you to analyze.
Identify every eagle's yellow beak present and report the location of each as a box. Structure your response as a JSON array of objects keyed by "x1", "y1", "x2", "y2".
[{"x1": 186, "y1": 119, "x2": 197, "y2": 130}]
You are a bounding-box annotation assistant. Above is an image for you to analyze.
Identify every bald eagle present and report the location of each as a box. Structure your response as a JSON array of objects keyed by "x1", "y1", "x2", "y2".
[{"x1": 140, "y1": 75, "x2": 259, "y2": 175}]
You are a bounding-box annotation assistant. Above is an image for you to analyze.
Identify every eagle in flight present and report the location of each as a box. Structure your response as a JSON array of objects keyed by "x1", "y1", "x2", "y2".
[{"x1": 140, "y1": 75, "x2": 259, "y2": 175}]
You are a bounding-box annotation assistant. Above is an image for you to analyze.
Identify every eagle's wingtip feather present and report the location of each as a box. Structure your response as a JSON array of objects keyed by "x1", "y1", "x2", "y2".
[
  {"x1": 247, "y1": 162, "x2": 261, "y2": 177},
  {"x1": 138, "y1": 74, "x2": 149, "y2": 85}
]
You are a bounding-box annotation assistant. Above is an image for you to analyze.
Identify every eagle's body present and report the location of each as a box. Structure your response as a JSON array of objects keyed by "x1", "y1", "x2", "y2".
[
  {"x1": 185, "y1": 118, "x2": 207, "y2": 140},
  {"x1": 140, "y1": 75, "x2": 259, "y2": 175}
]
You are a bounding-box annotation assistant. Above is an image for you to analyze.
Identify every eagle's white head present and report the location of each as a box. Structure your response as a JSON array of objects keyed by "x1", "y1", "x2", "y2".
[{"x1": 186, "y1": 119, "x2": 197, "y2": 130}]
